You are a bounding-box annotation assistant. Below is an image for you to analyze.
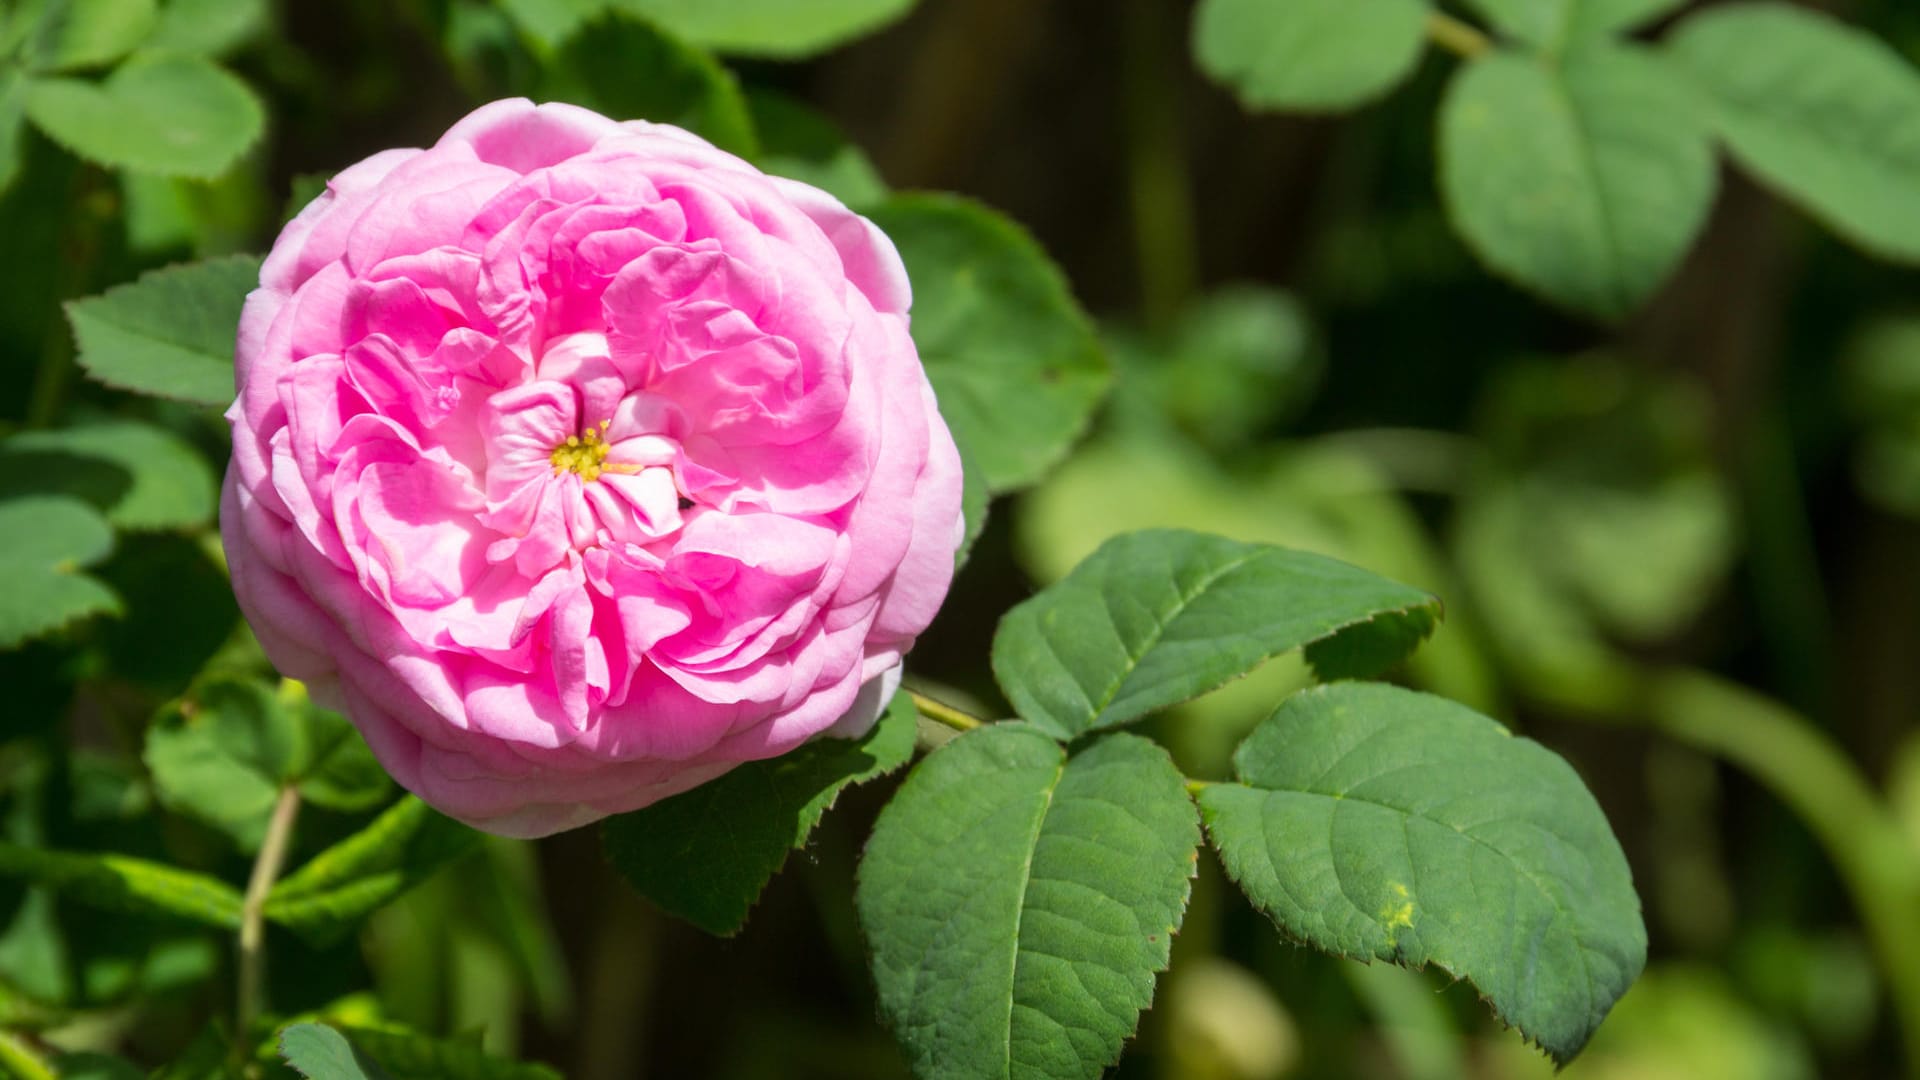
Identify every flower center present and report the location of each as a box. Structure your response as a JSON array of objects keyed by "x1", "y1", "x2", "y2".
[{"x1": 550, "y1": 422, "x2": 613, "y2": 481}]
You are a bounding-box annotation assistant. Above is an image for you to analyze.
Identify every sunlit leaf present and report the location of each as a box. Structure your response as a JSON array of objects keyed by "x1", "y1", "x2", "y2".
[
  {"x1": 1439, "y1": 44, "x2": 1715, "y2": 320},
  {"x1": 144, "y1": 0, "x2": 267, "y2": 56},
  {"x1": 615, "y1": 0, "x2": 920, "y2": 58},
  {"x1": 65, "y1": 254, "x2": 260, "y2": 405},
  {"x1": 993, "y1": 528, "x2": 1439, "y2": 741},
  {"x1": 1200, "y1": 682, "x2": 1645, "y2": 1064},
  {"x1": 0, "y1": 71, "x2": 26, "y2": 195},
  {"x1": 748, "y1": 88, "x2": 887, "y2": 208},
  {"x1": 0, "y1": 495, "x2": 119, "y2": 649},
  {"x1": 1193, "y1": 0, "x2": 1430, "y2": 112},
  {"x1": 0, "y1": 420, "x2": 215, "y2": 530},
  {"x1": 540, "y1": 12, "x2": 757, "y2": 156},
  {"x1": 24, "y1": 53, "x2": 263, "y2": 177},
  {"x1": 859, "y1": 726, "x2": 1199, "y2": 1080},
  {"x1": 280, "y1": 1023, "x2": 394, "y2": 1080},
  {"x1": 1668, "y1": 2, "x2": 1920, "y2": 263},
  {"x1": 265, "y1": 798, "x2": 483, "y2": 944},
  {"x1": 22, "y1": 0, "x2": 157, "y2": 72},
  {"x1": 0, "y1": 842, "x2": 243, "y2": 929},
  {"x1": 145, "y1": 676, "x2": 391, "y2": 851},
  {"x1": 869, "y1": 193, "x2": 1109, "y2": 494},
  {"x1": 496, "y1": 0, "x2": 600, "y2": 50},
  {"x1": 1463, "y1": 0, "x2": 1682, "y2": 51}
]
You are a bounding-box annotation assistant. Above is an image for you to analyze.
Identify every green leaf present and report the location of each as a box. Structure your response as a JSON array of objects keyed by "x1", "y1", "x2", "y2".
[
  {"x1": 992, "y1": 529, "x2": 1439, "y2": 741},
  {"x1": 1198, "y1": 682, "x2": 1645, "y2": 1064},
  {"x1": 867, "y1": 193, "x2": 1109, "y2": 494},
  {"x1": 0, "y1": 888, "x2": 72, "y2": 1005},
  {"x1": 22, "y1": 0, "x2": 157, "y2": 72},
  {"x1": 146, "y1": 677, "x2": 391, "y2": 850},
  {"x1": 144, "y1": 681, "x2": 284, "y2": 846},
  {"x1": 0, "y1": 420, "x2": 215, "y2": 530},
  {"x1": 614, "y1": 0, "x2": 919, "y2": 58},
  {"x1": 747, "y1": 88, "x2": 887, "y2": 208},
  {"x1": 0, "y1": 71, "x2": 26, "y2": 195},
  {"x1": 65, "y1": 254, "x2": 260, "y2": 405},
  {"x1": 858, "y1": 726, "x2": 1199, "y2": 1080},
  {"x1": 1438, "y1": 44, "x2": 1715, "y2": 320},
  {"x1": 1462, "y1": 0, "x2": 1682, "y2": 52},
  {"x1": 144, "y1": 0, "x2": 267, "y2": 55},
  {"x1": 0, "y1": 841, "x2": 244, "y2": 928},
  {"x1": 952, "y1": 429, "x2": 988, "y2": 570},
  {"x1": 496, "y1": 0, "x2": 601, "y2": 51},
  {"x1": 539, "y1": 13, "x2": 757, "y2": 157},
  {"x1": 0, "y1": 495, "x2": 120, "y2": 649},
  {"x1": 1666, "y1": 2, "x2": 1920, "y2": 264},
  {"x1": 265, "y1": 798, "x2": 483, "y2": 944},
  {"x1": 603, "y1": 689, "x2": 916, "y2": 936},
  {"x1": 1192, "y1": 0, "x2": 1430, "y2": 112},
  {"x1": 23, "y1": 53, "x2": 264, "y2": 177},
  {"x1": 280, "y1": 1023, "x2": 395, "y2": 1080}
]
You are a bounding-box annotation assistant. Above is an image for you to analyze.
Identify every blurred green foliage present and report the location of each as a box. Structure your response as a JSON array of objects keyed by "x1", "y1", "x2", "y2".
[{"x1": 0, "y1": 0, "x2": 1916, "y2": 1077}]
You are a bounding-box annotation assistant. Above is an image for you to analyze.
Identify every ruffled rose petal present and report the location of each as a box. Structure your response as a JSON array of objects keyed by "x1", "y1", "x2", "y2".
[{"x1": 222, "y1": 98, "x2": 963, "y2": 837}]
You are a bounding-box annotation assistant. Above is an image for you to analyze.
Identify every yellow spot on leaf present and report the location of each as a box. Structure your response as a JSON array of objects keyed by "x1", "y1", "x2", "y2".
[{"x1": 1382, "y1": 882, "x2": 1415, "y2": 931}]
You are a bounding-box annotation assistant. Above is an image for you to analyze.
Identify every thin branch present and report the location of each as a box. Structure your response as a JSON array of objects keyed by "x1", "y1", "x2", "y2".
[
  {"x1": 1427, "y1": 11, "x2": 1493, "y2": 59},
  {"x1": 909, "y1": 690, "x2": 983, "y2": 732},
  {"x1": 236, "y1": 787, "x2": 302, "y2": 1044}
]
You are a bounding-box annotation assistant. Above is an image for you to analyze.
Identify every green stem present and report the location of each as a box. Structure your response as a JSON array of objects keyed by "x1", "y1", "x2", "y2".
[
  {"x1": 909, "y1": 691, "x2": 981, "y2": 733},
  {"x1": 0, "y1": 1029, "x2": 55, "y2": 1080},
  {"x1": 1642, "y1": 670, "x2": 1920, "y2": 1077},
  {"x1": 1426, "y1": 11, "x2": 1493, "y2": 59},
  {"x1": 236, "y1": 787, "x2": 301, "y2": 1051},
  {"x1": 1122, "y1": 0, "x2": 1199, "y2": 330}
]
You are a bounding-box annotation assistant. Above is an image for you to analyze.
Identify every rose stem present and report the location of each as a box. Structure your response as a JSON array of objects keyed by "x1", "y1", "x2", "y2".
[
  {"x1": 236, "y1": 786, "x2": 302, "y2": 1053},
  {"x1": 1426, "y1": 11, "x2": 1493, "y2": 59},
  {"x1": 908, "y1": 691, "x2": 982, "y2": 732}
]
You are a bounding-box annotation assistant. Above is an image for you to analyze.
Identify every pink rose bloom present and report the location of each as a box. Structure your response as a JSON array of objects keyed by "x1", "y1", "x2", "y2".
[{"x1": 222, "y1": 99, "x2": 962, "y2": 837}]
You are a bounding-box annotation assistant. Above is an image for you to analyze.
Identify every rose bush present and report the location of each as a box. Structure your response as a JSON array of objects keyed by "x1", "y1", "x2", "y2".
[{"x1": 222, "y1": 99, "x2": 963, "y2": 838}]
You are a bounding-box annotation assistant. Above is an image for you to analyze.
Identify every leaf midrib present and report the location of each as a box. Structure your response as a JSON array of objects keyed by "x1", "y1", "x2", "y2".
[
  {"x1": 1000, "y1": 754, "x2": 1066, "y2": 1077},
  {"x1": 1083, "y1": 546, "x2": 1264, "y2": 725}
]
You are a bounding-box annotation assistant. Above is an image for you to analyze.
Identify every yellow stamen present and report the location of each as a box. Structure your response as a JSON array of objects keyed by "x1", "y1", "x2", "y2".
[{"x1": 549, "y1": 420, "x2": 616, "y2": 480}]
